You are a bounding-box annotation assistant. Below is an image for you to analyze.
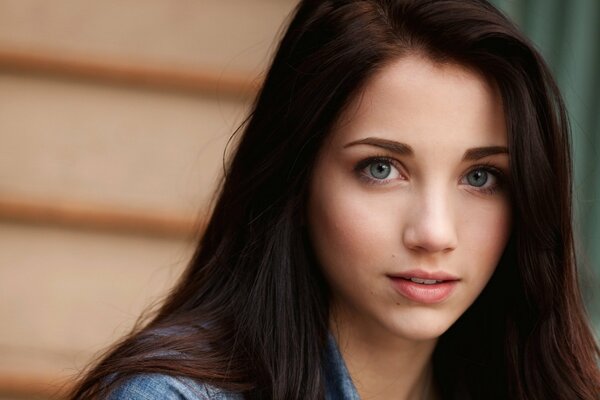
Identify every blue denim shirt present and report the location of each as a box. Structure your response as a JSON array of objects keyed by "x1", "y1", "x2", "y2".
[{"x1": 108, "y1": 334, "x2": 360, "y2": 399}]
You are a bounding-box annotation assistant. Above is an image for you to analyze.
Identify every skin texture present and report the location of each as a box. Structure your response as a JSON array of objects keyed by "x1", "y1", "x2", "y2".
[{"x1": 307, "y1": 55, "x2": 512, "y2": 399}]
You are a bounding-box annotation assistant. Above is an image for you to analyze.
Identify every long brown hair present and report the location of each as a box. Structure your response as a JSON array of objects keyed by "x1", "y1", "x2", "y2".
[{"x1": 70, "y1": 0, "x2": 600, "y2": 398}]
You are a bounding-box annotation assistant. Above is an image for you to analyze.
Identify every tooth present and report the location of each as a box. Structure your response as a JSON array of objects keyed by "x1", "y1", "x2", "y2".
[{"x1": 410, "y1": 278, "x2": 438, "y2": 284}]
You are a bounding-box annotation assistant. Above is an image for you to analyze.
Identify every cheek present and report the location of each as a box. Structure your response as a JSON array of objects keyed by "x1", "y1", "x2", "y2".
[
  {"x1": 460, "y1": 199, "x2": 512, "y2": 283},
  {"x1": 307, "y1": 178, "x2": 397, "y2": 278}
]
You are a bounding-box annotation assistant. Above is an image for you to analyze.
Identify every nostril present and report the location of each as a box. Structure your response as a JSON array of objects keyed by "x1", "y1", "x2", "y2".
[{"x1": 402, "y1": 218, "x2": 458, "y2": 253}]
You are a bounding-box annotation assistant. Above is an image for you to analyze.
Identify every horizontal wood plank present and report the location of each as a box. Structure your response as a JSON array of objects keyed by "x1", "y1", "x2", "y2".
[
  {"x1": 0, "y1": 196, "x2": 202, "y2": 239},
  {"x1": 0, "y1": 47, "x2": 259, "y2": 98},
  {"x1": 0, "y1": 371, "x2": 72, "y2": 399}
]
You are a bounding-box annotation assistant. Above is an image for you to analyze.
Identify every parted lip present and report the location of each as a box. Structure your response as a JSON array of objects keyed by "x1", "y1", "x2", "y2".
[{"x1": 387, "y1": 269, "x2": 460, "y2": 281}]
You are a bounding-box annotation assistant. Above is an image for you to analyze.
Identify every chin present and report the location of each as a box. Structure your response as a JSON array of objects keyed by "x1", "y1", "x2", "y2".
[
  {"x1": 383, "y1": 310, "x2": 459, "y2": 342},
  {"x1": 389, "y1": 325, "x2": 449, "y2": 342}
]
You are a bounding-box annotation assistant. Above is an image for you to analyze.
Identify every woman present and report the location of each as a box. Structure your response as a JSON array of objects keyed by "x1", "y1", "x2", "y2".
[{"x1": 70, "y1": 0, "x2": 600, "y2": 398}]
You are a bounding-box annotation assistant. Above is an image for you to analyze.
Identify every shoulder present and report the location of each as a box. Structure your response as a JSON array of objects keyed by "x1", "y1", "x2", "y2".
[{"x1": 107, "y1": 373, "x2": 244, "y2": 400}]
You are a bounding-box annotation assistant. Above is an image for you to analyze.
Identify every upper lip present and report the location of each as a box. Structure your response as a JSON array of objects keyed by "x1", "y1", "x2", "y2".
[{"x1": 388, "y1": 269, "x2": 460, "y2": 281}]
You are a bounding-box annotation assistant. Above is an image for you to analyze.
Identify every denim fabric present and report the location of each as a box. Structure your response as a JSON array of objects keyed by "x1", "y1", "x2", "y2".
[
  {"x1": 108, "y1": 373, "x2": 243, "y2": 399},
  {"x1": 323, "y1": 334, "x2": 361, "y2": 400},
  {"x1": 108, "y1": 334, "x2": 360, "y2": 399}
]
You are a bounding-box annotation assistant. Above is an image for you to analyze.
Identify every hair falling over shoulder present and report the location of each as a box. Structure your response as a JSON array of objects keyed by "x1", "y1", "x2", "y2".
[{"x1": 70, "y1": 1, "x2": 599, "y2": 399}]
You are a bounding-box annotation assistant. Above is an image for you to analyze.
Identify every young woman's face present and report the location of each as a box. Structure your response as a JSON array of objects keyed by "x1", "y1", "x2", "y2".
[{"x1": 307, "y1": 55, "x2": 511, "y2": 342}]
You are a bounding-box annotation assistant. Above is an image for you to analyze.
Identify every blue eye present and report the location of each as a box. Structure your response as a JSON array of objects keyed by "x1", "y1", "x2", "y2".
[
  {"x1": 355, "y1": 157, "x2": 401, "y2": 184},
  {"x1": 462, "y1": 166, "x2": 505, "y2": 195},
  {"x1": 466, "y1": 169, "x2": 488, "y2": 187},
  {"x1": 369, "y1": 162, "x2": 392, "y2": 179}
]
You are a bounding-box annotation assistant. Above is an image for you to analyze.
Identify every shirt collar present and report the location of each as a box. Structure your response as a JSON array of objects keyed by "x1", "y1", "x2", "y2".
[{"x1": 323, "y1": 333, "x2": 361, "y2": 400}]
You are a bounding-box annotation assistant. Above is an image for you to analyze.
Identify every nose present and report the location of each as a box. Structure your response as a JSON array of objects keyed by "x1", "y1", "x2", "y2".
[{"x1": 402, "y1": 191, "x2": 458, "y2": 253}]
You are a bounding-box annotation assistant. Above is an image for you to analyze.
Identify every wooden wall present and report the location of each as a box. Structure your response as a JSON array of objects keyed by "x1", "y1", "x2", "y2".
[{"x1": 0, "y1": 1, "x2": 296, "y2": 398}]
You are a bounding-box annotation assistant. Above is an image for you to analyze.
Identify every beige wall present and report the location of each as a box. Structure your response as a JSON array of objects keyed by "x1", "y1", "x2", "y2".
[
  {"x1": 0, "y1": 0, "x2": 294, "y2": 71},
  {"x1": 0, "y1": 1, "x2": 297, "y2": 398},
  {"x1": 0, "y1": 73, "x2": 245, "y2": 213}
]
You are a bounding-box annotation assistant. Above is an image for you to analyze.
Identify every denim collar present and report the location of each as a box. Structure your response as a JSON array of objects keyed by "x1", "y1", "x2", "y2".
[{"x1": 324, "y1": 333, "x2": 361, "y2": 400}]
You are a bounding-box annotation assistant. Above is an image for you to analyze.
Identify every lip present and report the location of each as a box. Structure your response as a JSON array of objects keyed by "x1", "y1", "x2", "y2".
[
  {"x1": 388, "y1": 269, "x2": 460, "y2": 281},
  {"x1": 388, "y1": 269, "x2": 460, "y2": 304}
]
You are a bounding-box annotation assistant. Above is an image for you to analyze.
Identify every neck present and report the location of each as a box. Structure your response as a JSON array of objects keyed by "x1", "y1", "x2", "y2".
[{"x1": 330, "y1": 310, "x2": 438, "y2": 400}]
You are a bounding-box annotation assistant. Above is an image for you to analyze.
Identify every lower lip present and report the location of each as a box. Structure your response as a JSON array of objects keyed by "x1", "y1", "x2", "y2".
[{"x1": 389, "y1": 278, "x2": 458, "y2": 304}]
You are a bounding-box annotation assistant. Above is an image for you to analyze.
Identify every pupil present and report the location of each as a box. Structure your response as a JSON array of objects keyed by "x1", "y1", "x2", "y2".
[
  {"x1": 468, "y1": 169, "x2": 488, "y2": 187},
  {"x1": 370, "y1": 162, "x2": 391, "y2": 179}
]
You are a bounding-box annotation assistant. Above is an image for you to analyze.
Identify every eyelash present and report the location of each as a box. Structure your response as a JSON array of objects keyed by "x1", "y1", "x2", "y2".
[
  {"x1": 354, "y1": 155, "x2": 403, "y2": 186},
  {"x1": 353, "y1": 156, "x2": 507, "y2": 195},
  {"x1": 466, "y1": 162, "x2": 506, "y2": 195}
]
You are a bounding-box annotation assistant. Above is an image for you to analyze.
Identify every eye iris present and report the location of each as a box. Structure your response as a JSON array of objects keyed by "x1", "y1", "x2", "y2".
[
  {"x1": 467, "y1": 169, "x2": 488, "y2": 187},
  {"x1": 370, "y1": 162, "x2": 391, "y2": 179}
]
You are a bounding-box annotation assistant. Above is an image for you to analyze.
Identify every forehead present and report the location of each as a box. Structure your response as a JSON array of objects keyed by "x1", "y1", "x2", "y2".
[{"x1": 329, "y1": 55, "x2": 507, "y2": 151}]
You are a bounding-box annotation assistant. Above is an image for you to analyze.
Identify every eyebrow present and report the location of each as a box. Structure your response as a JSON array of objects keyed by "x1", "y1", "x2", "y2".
[
  {"x1": 343, "y1": 137, "x2": 413, "y2": 155},
  {"x1": 344, "y1": 137, "x2": 508, "y2": 161},
  {"x1": 463, "y1": 146, "x2": 509, "y2": 160}
]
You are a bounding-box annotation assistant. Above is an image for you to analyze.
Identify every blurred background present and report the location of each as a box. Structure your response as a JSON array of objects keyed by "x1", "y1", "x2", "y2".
[{"x1": 0, "y1": 0, "x2": 597, "y2": 399}]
